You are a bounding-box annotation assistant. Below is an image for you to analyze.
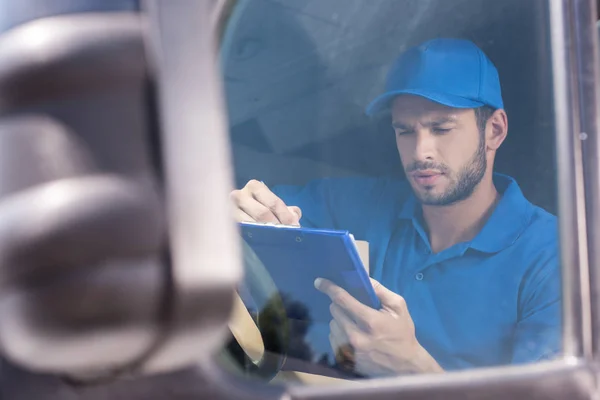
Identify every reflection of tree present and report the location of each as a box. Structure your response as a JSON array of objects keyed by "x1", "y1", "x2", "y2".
[
  {"x1": 260, "y1": 294, "x2": 360, "y2": 378},
  {"x1": 317, "y1": 354, "x2": 331, "y2": 367},
  {"x1": 227, "y1": 288, "x2": 359, "y2": 379},
  {"x1": 224, "y1": 291, "x2": 314, "y2": 379},
  {"x1": 258, "y1": 293, "x2": 314, "y2": 361}
]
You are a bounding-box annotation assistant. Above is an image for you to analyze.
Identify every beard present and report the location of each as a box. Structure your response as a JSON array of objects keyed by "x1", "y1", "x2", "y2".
[{"x1": 406, "y1": 134, "x2": 487, "y2": 206}]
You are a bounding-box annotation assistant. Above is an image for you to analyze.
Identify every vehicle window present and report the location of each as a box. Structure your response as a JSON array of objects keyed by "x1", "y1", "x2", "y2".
[{"x1": 218, "y1": 0, "x2": 562, "y2": 385}]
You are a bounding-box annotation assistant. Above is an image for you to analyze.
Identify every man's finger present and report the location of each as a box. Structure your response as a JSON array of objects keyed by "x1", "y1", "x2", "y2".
[
  {"x1": 330, "y1": 304, "x2": 370, "y2": 351},
  {"x1": 330, "y1": 319, "x2": 356, "y2": 371},
  {"x1": 370, "y1": 277, "x2": 407, "y2": 315},
  {"x1": 330, "y1": 318, "x2": 349, "y2": 344},
  {"x1": 237, "y1": 195, "x2": 279, "y2": 224},
  {"x1": 329, "y1": 332, "x2": 341, "y2": 354},
  {"x1": 287, "y1": 206, "x2": 302, "y2": 224},
  {"x1": 330, "y1": 303, "x2": 359, "y2": 333},
  {"x1": 315, "y1": 278, "x2": 374, "y2": 324},
  {"x1": 234, "y1": 208, "x2": 255, "y2": 223},
  {"x1": 251, "y1": 183, "x2": 299, "y2": 225},
  {"x1": 334, "y1": 342, "x2": 356, "y2": 372}
]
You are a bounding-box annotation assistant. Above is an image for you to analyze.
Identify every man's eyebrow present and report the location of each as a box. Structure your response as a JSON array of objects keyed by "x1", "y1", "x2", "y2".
[
  {"x1": 391, "y1": 121, "x2": 412, "y2": 130},
  {"x1": 425, "y1": 116, "x2": 458, "y2": 126},
  {"x1": 391, "y1": 116, "x2": 457, "y2": 129}
]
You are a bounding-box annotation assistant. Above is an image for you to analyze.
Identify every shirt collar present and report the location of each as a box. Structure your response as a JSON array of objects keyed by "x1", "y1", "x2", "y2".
[{"x1": 397, "y1": 173, "x2": 533, "y2": 253}]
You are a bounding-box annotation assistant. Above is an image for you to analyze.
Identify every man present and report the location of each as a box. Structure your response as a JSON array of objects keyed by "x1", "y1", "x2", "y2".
[{"x1": 230, "y1": 38, "x2": 560, "y2": 377}]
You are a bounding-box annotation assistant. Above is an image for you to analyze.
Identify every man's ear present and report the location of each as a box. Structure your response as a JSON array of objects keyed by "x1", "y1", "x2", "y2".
[{"x1": 486, "y1": 109, "x2": 508, "y2": 151}]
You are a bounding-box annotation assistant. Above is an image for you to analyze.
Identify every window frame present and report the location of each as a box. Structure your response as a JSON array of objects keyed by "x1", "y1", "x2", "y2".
[{"x1": 144, "y1": 0, "x2": 600, "y2": 398}]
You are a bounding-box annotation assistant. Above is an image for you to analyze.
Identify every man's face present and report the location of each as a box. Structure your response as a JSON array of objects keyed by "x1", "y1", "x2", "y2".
[{"x1": 391, "y1": 95, "x2": 487, "y2": 206}]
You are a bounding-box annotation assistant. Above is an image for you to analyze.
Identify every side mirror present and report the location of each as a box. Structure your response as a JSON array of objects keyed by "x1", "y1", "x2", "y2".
[{"x1": 0, "y1": 2, "x2": 241, "y2": 382}]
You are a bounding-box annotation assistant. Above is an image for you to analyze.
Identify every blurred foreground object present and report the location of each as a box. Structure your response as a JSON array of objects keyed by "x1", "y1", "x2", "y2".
[{"x1": 0, "y1": 0, "x2": 241, "y2": 386}]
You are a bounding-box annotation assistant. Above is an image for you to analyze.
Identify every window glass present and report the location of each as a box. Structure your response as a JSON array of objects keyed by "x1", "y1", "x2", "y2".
[{"x1": 218, "y1": 0, "x2": 561, "y2": 385}]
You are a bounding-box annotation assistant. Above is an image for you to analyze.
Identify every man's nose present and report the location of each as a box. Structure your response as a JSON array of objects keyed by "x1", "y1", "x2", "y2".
[{"x1": 413, "y1": 130, "x2": 436, "y2": 161}]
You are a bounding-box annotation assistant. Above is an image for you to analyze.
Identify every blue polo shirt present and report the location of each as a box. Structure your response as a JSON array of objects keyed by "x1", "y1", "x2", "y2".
[{"x1": 272, "y1": 173, "x2": 561, "y2": 371}]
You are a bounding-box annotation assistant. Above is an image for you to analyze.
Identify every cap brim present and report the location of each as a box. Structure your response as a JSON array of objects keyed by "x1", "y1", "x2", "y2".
[{"x1": 365, "y1": 89, "x2": 485, "y2": 116}]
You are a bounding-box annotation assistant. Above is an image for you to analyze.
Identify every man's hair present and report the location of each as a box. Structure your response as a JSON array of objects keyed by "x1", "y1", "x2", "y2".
[{"x1": 475, "y1": 106, "x2": 497, "y2": 135}]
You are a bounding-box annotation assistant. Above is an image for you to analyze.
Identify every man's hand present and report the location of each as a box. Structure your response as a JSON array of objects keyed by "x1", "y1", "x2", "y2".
[
  {"x1": 315, "y1": 277, "x2": 443, "y2": 377},
  {"x1": 230, "y1": 179, "x2": 302, "y2": 225}
]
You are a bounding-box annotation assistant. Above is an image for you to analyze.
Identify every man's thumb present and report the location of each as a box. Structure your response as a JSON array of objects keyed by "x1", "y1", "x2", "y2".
[{"x1": 369, "y1": 278, "x2": 406, "y2": 312}]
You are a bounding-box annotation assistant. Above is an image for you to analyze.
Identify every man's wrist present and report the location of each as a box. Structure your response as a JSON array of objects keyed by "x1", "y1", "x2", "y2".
[{"x1": 411, "y1": 344, "x2": 444, "y2": 374}]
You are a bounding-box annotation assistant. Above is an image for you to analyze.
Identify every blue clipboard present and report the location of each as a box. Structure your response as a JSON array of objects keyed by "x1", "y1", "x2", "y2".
[{"x1": 239, "y1": 222, "x2": 381, "y2": 323}]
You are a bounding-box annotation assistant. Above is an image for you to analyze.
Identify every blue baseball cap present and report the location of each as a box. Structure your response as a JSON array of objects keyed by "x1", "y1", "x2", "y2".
[{"x1": 365, "y1": 38, "x2": 504, "y2": 116}]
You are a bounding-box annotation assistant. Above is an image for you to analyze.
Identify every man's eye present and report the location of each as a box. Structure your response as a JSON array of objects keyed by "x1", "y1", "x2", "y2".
[
  {"x1": 395, "y1": 130, "x2": 413, "y2": 136},
  {"x1": 433, "y1": 128, "x2": 452, "y2": 134}
]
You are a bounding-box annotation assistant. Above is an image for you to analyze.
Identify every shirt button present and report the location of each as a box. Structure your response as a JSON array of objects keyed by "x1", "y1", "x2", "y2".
[{"x1": 415, "y1": 272, "x2": 424, "y2": 281}]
